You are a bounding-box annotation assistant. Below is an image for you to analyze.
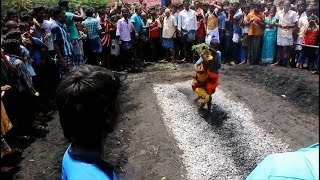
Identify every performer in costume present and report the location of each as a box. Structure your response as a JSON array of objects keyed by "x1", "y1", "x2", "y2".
[
  {"x1": 192, "y1": 41, "x2": 221, "y2": 113},
  {"x1": 192, "y1": 50, "x2": 212, "y2": 111}
]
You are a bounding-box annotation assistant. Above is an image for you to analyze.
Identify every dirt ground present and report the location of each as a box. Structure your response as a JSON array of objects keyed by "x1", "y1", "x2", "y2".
[{"x1": 11, "y1": 62, "x2": 319, "y2": 179}]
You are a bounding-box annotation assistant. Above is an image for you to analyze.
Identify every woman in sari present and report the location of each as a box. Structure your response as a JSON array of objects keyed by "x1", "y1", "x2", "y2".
[{"x1": 261, "y1": 6, "x2": 277, "y2": 64}]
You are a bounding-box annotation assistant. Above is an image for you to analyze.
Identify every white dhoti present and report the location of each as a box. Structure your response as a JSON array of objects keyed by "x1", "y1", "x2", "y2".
[{"x1": 205, "y1": 28, "x2": 220, "y2": 45}]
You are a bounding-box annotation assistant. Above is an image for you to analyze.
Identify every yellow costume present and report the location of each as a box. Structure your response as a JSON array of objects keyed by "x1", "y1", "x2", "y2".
[
  {"x1": 1, "y1": 100, "x2": 12, "y2": 135},
  {"x1": 192, "y1": 55, "x2": 213, "y2": 104}
]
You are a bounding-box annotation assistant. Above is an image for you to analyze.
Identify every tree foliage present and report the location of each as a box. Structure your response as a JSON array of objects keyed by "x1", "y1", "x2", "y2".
[{"x1": 1, "y1": 0, "x2": 110, "y2": 15}]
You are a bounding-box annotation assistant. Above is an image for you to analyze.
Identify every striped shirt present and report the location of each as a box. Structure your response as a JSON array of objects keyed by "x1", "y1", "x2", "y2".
[
  {"x1": 82, "y1": 17, "x2": 102, "y2": 39},
  {"x1": 51, "y1": 20, "x2": 73, "y2": 57},
  {"x1": 8, "y1": 55, "x2": 34, "y2": 90}
]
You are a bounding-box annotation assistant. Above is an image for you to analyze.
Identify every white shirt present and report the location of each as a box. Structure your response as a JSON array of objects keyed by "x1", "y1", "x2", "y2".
[
  {"x1": 275, "y1": 10, "x2": 298, "y2": 39},
  {"x1": 242, "y1": 14, "x2": 249, "y2": 34},
  {"x1": 233, "y1": 8, "x2": 243, "y2": 19},
  {"x1": 296, "y1": 11, "x2": 308, "y2": 50},
  {"x1": 162, "y1": 15, "x2": 177, "y2": 38},
  {"x1": 41, "y1": 19, "x2": 54, "y2": 51},
  {"x1": 178, "y1": 9, "x2": 198, "y2": 31}
]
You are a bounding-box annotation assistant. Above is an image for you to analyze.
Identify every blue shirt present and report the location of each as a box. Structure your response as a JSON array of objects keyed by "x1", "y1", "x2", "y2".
[
  {"x1": 62, "y1": 145, "x2": 117, "y2": 180},
  {"x1": 82, "y1": 17, "x2": 102, "y2": 39},
  {"x1": 51, "y1": 20, "x2": 73, "y2": 57},
  {"x1": 32, "y1": 37, "x2": 46, "y2": 65},
  {"x1": 218, "y1": 12, "x2": 226, "y2": 30},
  {"x1": 173, "y1": 12, "x2": 179, "y2": 24},
  {"x1": 195, "y1": 51, "x2": 222, "y2": 74},
  {"x1": 233, "y1": 25, "x2": 242, "y2": 37},
  {"x1": 20, "y1": 45, "x2": 36, "y2": 76},
  {"x1": 131, "y1": 13, "x2": 143, "y2": 33}
]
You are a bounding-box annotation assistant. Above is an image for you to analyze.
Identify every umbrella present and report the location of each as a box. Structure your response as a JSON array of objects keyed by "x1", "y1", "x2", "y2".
[{"x1": 246, "y1": 143, "x2": 319, "y2": 180}]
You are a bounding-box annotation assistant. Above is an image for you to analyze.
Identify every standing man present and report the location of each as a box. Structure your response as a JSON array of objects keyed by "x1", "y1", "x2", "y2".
[
  {"x1": 246, "y1": 2, "x2": 265, "y2": 65},
  {"x1": 82, "y1": 8, "x2": 103, "y2": 66},
  {"x1": 206, "y1": 3, "x2": 220, "y2": 44},
  {"x1": 162, "y1": 8, "x2": 178, "y2": 62},
  {"x1": 171, "y1": 4, "x2": 181, "y2": 60},
  {"x1": 116, "y1": 8, "x2": 133, "y2": 71},
  {"x1": 178, "y1": 0, "x2": 198, "y2": 62},
  {"x1": 59, "y1": 0, "x2": 86, "y2": 66},
  {"x1": 294, "y1": 0, "x2": 308, "y2": 68},
  {"x1": 272, "y1": 0, "x2": 298, "y2": 67},
  {"x1": 131, "y1": 7, "x2": 143, "y2": 66},
  {"x1": 33, "y1": 6, "x2": 55, "y2": 55},
  {"x1": 51, "y1": 7, "x2": 74, "y2": 79}
]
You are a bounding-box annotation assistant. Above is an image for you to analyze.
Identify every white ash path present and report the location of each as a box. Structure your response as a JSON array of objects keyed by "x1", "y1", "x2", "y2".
[{"x1": 153, "y1": 80, "x2": 291, "y2": 180}]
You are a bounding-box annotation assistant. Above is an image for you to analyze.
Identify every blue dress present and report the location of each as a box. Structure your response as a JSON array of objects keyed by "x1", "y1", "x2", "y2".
[{"x1": 261, "y1": 17, "x2": 277, "y2": 64}]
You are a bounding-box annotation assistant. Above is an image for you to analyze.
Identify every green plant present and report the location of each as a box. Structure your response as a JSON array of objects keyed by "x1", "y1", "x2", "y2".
[
  {"x1": 2, "y1": 0, "x2": 32, "y2": 12},
  {"x1": 192, "y1": 43, "x2": 210, "y2": 56}
]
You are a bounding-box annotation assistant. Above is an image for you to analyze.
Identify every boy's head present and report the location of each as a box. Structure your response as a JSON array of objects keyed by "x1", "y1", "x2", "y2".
[
  {"x1": 56, "y1": 65, "x2": 120, "y2": 150},
  {"x1": 253, "y1": 1, "x2": 262, "y2": 13},
  {"x1": 85, "y1": 8, "x2": 94, "y2": 17},
  {"x1": 122, "y1": 8, "x2": 129, "y2": 18},
  {"x1": 210, "y1": 39, "x2": 219, "y2": 50},
  {"x1": 6, "y1": 9, "x2": 18, "y2": 23},
  {"x1": 59, "y1": 0, "x2": 69, "y2": 10},
  {"x1": 20, "y1": 12, "x2": 34, "y2": 26},
  {"x1": 19, "y1": 22, "x2": 31, "y2": 34},
  {"x1": 33, "y1": 6, "x2": 47, "y2": 21},
  {"x1": 3, "y1": 39, "x2": 22, "y2": 56},
  {"x1": 98, "y1": 9, "x2": 105, "y2": 20},
  {"x1": 52, "y1": 7, "x2": 67, "y2": 23},
  {"x1": 308, "y1": 14, "x2": 318, "y2": 26}
]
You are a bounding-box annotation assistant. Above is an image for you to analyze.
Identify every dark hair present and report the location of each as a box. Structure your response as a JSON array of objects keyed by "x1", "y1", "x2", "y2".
[
  {"x1": 56, "y1": 65, "x2": 120, "y2": 150},
  {"x1": 52, "y1": 7, "x2": 64, "y2": 19},
  {"x1": 85, "y1": 8, "x2": 94, "y2": 17},
  {"x1": 47, "y1": 7, "x2": 54, "y2": 18},
  {"x1": 19, "y1": 22, "x2": 30, "y2": 30},
  {"x1": 254, "y1": 1, "x2": 262, "y2": 7},
  {"x1": 3, "y1": 39, "x2": 20, "y2": 55},
  {"x1": 6, "y1": 9, "x2": 17, "y2": 18},
  {"x1": 33, "y1": 6, "x2": 46, "y2": 16},
  {"x1": 270, "y1": 5, "x2": 277, "y2": 12},
  {"x1": 20, "y1": 12, "x2": 33, "y2": 22},
  {"x1": 308, "y1": 14, "x2": 317, "y2": 21},
  {"x1": 98, "y1": 9, "x2": 105, "y2": 15},
  {"x1": 59, "y1": 0, "x2": 69, "y2": 7},
  {"x1": 223, "y1": 1, "x2": 230, "y2": 5},
  {"x1": 4, "y1": 29, "x2": 22, "y2": 40}
]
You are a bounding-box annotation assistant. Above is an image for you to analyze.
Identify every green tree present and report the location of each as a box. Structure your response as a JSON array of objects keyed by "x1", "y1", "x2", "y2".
[{"x1": 1, "y1": 0, "x2": 110, "y2": 15}]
